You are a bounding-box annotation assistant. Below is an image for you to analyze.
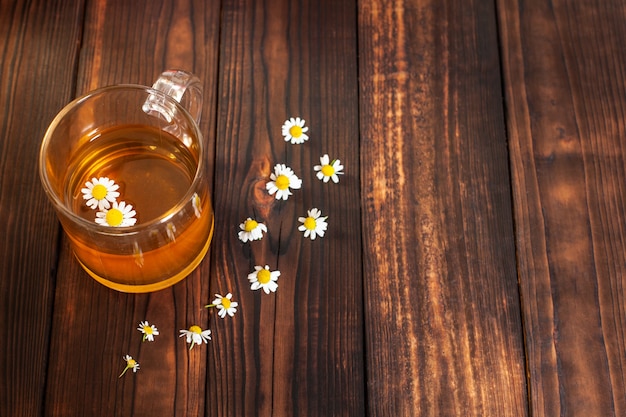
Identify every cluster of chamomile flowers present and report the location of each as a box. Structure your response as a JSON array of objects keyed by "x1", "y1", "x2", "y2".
[
  {"x1": 81, "y1": 177, "x2": 137, "y2": 227},
  {"x1": 239, "y1": 116, "x2": 344, "y2": 295},
  {"x1": 119, "y1": 291, "x2": 238, "y2": 378}
]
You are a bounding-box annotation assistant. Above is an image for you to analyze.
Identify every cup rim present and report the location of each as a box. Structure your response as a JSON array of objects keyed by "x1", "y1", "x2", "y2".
[{"x1": 39, "y1": 84, "x2": 206, "y2": 236}]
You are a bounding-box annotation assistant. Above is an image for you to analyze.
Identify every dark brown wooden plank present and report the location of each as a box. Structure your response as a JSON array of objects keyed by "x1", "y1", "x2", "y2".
[
  {"x1": 43, "y1": 1, "x2": 220, "y2": 416},
  {"x1": 498, "y1": 0, "x2": 626, "y2": 415},
  {"x1": 0, "y1": 1, "x2": 84, "y2": 416},
  {"x1": 208, "y1": 0, "x2": 364, "y2": 415},
  {"x1": 358, "y1": 0, "x2": 528, "y2": 415}
]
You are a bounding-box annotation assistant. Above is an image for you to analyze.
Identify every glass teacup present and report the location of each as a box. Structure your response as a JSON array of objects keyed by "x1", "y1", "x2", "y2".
[{"x1": 39, "y1": 70, "x2": 213, "y2": 293}]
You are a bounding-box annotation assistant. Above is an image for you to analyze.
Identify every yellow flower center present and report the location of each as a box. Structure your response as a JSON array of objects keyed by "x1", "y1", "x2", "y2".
[
  {"x1": 127, "y1": 358, "x2": 137, "y2": 367},
  {"x1": 304, "y1": 217, "x2": 317, "y2": 231},
  {"x1": 221, "y1": 298, "x2": 232, "y2": 309},
  {"x1": 92, "y1": 184, "x2": 108, "y2": 200},
  {"x1": 189, "y1": 325, "x2": 202, "y2": 334},
  {"x1": 143, "y1": 326, "x2": 153, "y2": 335},
  {"x1": 244, "y1": 219, "x2": 259, "y2": 232},
  {"x1": 257, "y1": 269, "x2": 271, "y2": 284},
  {"x1": 289, "y1": 125, "x2": 303, "y2": 138},
  {"x1": 105, "y1": 208, "x2": 124, "y2": 226},
  {"x1": 275, "y1": 175, "x2": 290, "y2": 190},
  {"x1": 321, "y1": 164, "x2": 335, "y2": 177}
]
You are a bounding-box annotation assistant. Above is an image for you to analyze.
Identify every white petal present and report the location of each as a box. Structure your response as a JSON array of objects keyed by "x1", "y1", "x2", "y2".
[
  {"x1": 290, "y1": 178, "x2": 302, "y2": 189},
  {"x1": 86, "y1": 198, "x2": 98, "y2": 209}
]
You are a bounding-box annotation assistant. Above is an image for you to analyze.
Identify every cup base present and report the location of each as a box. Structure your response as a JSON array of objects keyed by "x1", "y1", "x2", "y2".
[{"x1": 76, "y1": 217, "x2": 214, "y2": 293}]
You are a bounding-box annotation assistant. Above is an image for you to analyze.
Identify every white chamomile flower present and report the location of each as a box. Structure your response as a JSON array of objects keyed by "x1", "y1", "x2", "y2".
[
  {"x1": 137, "y1": 321, "x2": 159, "y2": 342},
  {"x1": 298, "y1": 208, "x2": 328, "y2": 240},
  {"x1": 95, "y1": 201, "x2": 137, "y2": 227},
  {"x1": 179, "y1": 325, "x2": 211, "y2": 350},
  {"x1": 206, "y1": 293, "x2": 238, "y2": 318},
  {"x1": 248, "y1": 265, "x2": 280, "y2": 294},
  {"x1": 118, "y1": 355, "x2": 140, "y2": 378},
  {"x1": 314, "y1": 154, "x2": 344, "y2": 183},
  {"x1": 81, "y1": 177, "x2": 120, "y2": 210},
  {"x1": 238, "y1": 217, "x2": 267, "y2": 242},
  {"x1": 266, "y1": 164, "x2": 302, "y2": 200},
  {"x1": 281, "y1": 117, "x2": 309, "y2": 144}
]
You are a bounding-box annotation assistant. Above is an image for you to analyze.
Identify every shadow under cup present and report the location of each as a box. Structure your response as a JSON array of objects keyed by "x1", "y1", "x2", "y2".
[{"x1": 39, "y1": 85, "x2": 214, "y2": 293}]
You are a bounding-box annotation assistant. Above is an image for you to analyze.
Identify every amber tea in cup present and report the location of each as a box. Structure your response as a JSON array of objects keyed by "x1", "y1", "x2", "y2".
[{"x1": 39, "y1": 70, "x2": 213, "y2": 292}]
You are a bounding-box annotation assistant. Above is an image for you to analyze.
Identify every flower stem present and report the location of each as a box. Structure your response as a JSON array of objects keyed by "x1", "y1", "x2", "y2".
[{"x1": 118, "y1": 365, "x2": 130, "y2": 378}]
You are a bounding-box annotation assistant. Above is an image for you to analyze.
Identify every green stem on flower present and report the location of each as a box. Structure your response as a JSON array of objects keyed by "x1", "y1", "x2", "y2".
[
  {"x1": 204, "y1": 304, "x2": 216, "y2": 308},
  {"x1": 118, "y1": 365, "x2": 130, "y2": 378}
]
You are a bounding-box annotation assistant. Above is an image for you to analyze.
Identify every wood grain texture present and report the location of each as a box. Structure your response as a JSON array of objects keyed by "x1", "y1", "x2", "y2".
[
  {"x1": 6, "y1": 0, "x2": 626, "y2": 415},
  {"x1": 0, "y1": 1, "x2": 84, "y2": 416},
  {"x1": 358, "y1": 0, "x2": 528, "y2": 415},
  {"x1": 208, "y1": 0, "x2": 365, "y2": 415},
  {"x1": 498, "y1": 0, "x2": 626, "y2": 415},
  {"x1": 42, "y1": 1, "x2": 221, "y2": 416}
]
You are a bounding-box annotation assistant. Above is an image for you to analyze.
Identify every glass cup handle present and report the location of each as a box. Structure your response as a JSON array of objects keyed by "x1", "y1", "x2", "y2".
[{"x1": 144, "y1": 70, "x2": 203, "y2": 124}]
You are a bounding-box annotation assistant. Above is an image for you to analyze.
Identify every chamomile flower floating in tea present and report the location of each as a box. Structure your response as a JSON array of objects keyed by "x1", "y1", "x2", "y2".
[
  {"x1": 137, "y1": 321, "x2": 159, "y2": 342},
  {"x1": 238, "y1": 217, "x2": 267, "y2": 242},
  {"x1": 179, "y1": 325, "x2": 211, "y2": 350},
  {"x1": 206, "y1": 293, "x2": 238, "y2": 318},
  {"x1": 81, "y1": 177, "x2": 120, "y2": 210},
  {"x1": 298, "y1": 208, "x2": 328, "y2": 240},
  {"x1": 248, "y1": 265, "x2": 280, "y2": 294},
  {"x1": 266, "y1": 164, "x2": 302, "y2": 201},
  {"x1": 314, "y1": 154, "x2": 344, "y2": 183},
  {"x1": 281, "y1": 117, "x2": 309, "y2": 144},
  {"x1": 118, "y1": 355, "x2": 140, "y2": 378},
  {"x1": 95, "y1": 201, "x2": 137, "y2": 227}
]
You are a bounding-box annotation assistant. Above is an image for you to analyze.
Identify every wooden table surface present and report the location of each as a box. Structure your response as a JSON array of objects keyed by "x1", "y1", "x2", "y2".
[{"x1": 2, "y1": 0, "x2": 626, "y2": 415}]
